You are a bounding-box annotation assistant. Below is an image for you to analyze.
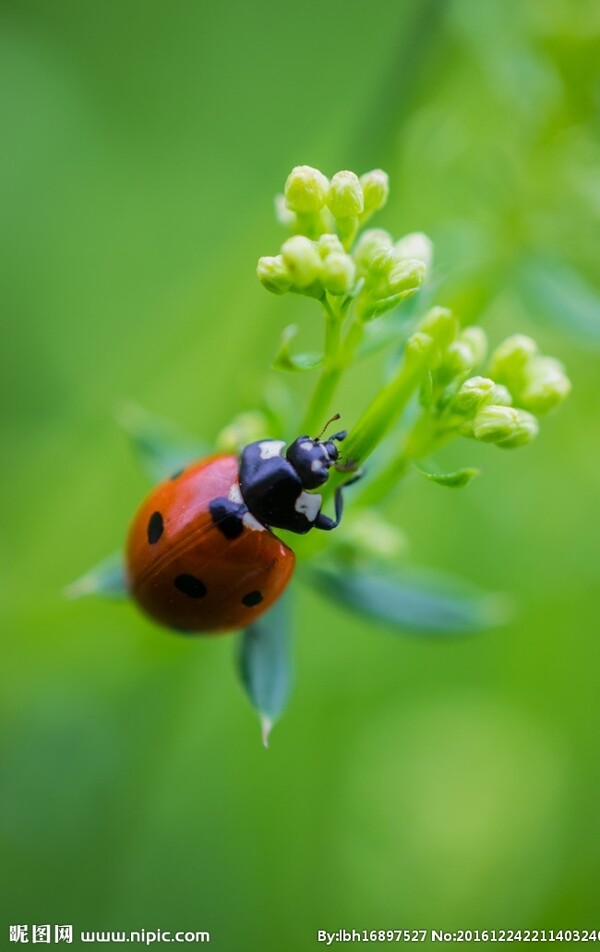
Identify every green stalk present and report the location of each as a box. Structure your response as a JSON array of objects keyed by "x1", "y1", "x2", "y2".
[
  {"x1": 315, "y1": 330, "x2": 435, "y2": 511},
  {"x1": 339, "y1": 333, "x2": 435, "y2": 465},
  {"x1": 300, "y1": 298, "x2": 344, "y2": 435},
  {"x1": 302, "y1": 311, "x2": 368, "y2": 435},
  {"x1": 301, "y1": 363, "x2": 344, "y2": 436},
  {"x1": 354, "y1": 411, "x2": 452, "y2": 506}
]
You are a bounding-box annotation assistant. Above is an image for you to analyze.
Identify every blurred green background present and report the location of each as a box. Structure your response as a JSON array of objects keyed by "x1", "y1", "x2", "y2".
[{"x1": 1, "y1": 0, "x2": 599, "y2": 946}]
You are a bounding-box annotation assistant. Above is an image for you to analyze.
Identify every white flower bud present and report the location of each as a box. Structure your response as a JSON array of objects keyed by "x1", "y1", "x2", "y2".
[
  {"x1": 355, "y1": 252, "x2": 426, "y2": 320},
  {"x1": 360, "y1": 169, "x2": 389, "y2": 216},
  {"x1": 387, "y1": 258, "x2": 427, "y2": 295},
  {"x1": 393, "y1": 232, "x2": 433, "y2": 273},
  {"x1": 454, "y1": 376, "x2": 513, "y2": 414},
  {"x1": 317, "y1": 233, "x2": 345, "y2": 259},
  {"x1": 321, "y1": 253, "x2": 356, "y2": 295},
  {"x1": 472, "y1": 405, "x2": 538, "y2": 448},
  {"x1": 418, "y1": 307, "x2": 458, "y2": 353},
  {"x1": 256, "y1": 255, "x2": 292, "y2": 295},
  {"x1": 366, "y1": 246, "x2": 397, "y2": 278},
  {"x1": 497, "y1": 409, "x2": 539, "y2": 448},
  {"x1": 488, "y1": 334, "x2": 538, "y2": 383},
  {"x1": 326, "y1": 170, "x2": 364, "y2": 219},
  {"x1": 281, "y1": 236, "x2": 322, "y2": 288},
  {"x1": 519, "y1": 356, "x2": 571, "y2": 415},
  {"x1": 492, "y1": 384, "x2": 513, "y2": 406},
  {"x1": 460, "y1": 326, "x2": 488, "y2": 366},
  {"x1": 441, "y1": 326, "x2": 488, "y2": 378},
  {"x1": 353, "y1": 229, "x2": 393, "y2": 270},
  {"x1": 472, "y1": 405, "x2": 517, "y2": 443},
  {"x1": 405, "y1": 331, "x2": 436, "y2": 365},
  {"x1": 488, "y1": 336, "x2": 571, "y2": 416},
  {"x1": 284, "y1": 165, "x2": 329, "y2": 213},
  {"x1": 444, "y1": 342, "x2": 474, "y2": 376}
]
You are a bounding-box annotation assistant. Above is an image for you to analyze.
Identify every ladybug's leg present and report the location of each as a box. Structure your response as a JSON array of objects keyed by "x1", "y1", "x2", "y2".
[{"x1": 314, "y1": 471, "x2": 363, "y2": 531}]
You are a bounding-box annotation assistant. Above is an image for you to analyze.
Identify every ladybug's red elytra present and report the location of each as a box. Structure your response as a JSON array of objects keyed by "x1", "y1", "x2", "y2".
[{"x1": 126, "y1": 427, "x2": 358, "y2": 634}]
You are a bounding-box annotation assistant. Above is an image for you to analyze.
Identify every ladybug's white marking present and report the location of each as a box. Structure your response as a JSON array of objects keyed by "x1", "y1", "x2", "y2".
[
  {"x1": 229, "y1": 481, "x2": 265, "y2": 532},
  {"x1": 228, "y1": 483, "x2": 243, "y2": 504},
  {"x1": 311, "y1": 459, "x2": 322, "y2": 472},
  {"x1": 259, "y1": 440, "x2": 286, "y2": 460},
  {"x1": 243, "y1": 511, "x2": 265, "y2": 532},
  {"x1": 295, "y1": 490, "x2": 322, "y2": 523},
  {"x1": 300, "y1": 441, "x2": 313, "y2": 451}
]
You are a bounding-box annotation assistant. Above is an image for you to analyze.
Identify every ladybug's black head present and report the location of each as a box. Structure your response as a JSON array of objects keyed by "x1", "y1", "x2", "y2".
[{"x1": 286, "y1": 430, "x2": 347, "y2": 490}]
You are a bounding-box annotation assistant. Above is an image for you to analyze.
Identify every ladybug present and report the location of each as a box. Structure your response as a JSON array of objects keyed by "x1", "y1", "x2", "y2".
[{"x1": 126, "y1": 421, "x2": 357, "y2": 634}]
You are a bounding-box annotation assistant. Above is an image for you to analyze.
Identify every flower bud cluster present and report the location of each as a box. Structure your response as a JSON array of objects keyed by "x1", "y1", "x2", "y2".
[
  {"x1": 352, "y1": 228, "x2": 430, "y2": 320},
  {"x1": 401, "y1": 311, "x2": 571, "y2": 452},
  {"x1": 257, "y1": 233, "x2": 357, "y2": 299},
  {"x1": 447, "y1": 335, "x2": 570, "y2": 450},
  {"x1": 413, "y1": 308, "x2": 488, "y2": 394},
  {"x1": 453, "y1": 377, "x2": 539, "y2": 449},
  {"x1": 259, "y1": 166, "x2": 426, "y2": 313},
  {"x1": 487, "y1": 334, "x2": 571, "y2": 415},
  {"x1": 463, "y1": 404, "x2": 539, "y2": 449},
  {"x1": 276, "y1": 165, "x2": 390, "y2": 244}
]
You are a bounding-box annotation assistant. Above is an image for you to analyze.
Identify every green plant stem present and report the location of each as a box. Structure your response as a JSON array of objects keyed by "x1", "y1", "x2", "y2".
[
  {"x1": 299, "y1": 285, "x2": 372, "y2": 434},
  {"x1": 318, "y1": 331, "x2": 436, "y2": 508},
  {"x1": 300, "y1": 299, "x2": 342, "y2": 435},
  {"x1": 345, "y1": 336, "x2": 434, "y2": 461},
  {"x1": 301, "y1": 364, "x2": 343, "y2": 436},
  {"x1": 355, "y1": 411, "x2": 451, "y2": 506},
  {"x1": 341, "y1": 315, "x2": 365, "y2": 362}
]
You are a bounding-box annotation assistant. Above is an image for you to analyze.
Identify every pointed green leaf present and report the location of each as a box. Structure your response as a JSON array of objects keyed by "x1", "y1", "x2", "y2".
[
  {"x1": 65, "y1": 551, "x2": 128, "y2": 600},
  {"x1": 307, "y1": 563, "x2": 509, "y2": 635},
  {"x1": 273, "y1": 324, "x2": 323, "y2": 372},
  {"x1": 416, "y1": 463, "x2": 482, "y2": 489},
  {"x1": 236, "y1": 592, "x2": 292, "y2": 746},
  {"x1": 118, "y1": 403, "x2": 209, "y2": 483}
]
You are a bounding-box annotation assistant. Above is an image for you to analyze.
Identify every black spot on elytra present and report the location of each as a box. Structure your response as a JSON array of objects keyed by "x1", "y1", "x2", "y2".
[
  {"x1": 147, "y1": 511, "x2": 164, "y2": 544},
  {"x1": 174, "y1": 574, "x2": 207, "y2": 598},
  {"x1": 242, "y1": 590, "x2": 263, "y2": 608},
  {"x1": 209, "y1": 497, "x2": 246, "y2": 539},
  {"x1": 170, "y1": 468, "x2": 185, "y2": 480}
]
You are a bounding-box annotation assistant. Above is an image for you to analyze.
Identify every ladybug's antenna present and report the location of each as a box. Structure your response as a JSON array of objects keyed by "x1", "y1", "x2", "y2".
[{"x1": 315, "y1": 413, "x2": 341, "y2": 441}]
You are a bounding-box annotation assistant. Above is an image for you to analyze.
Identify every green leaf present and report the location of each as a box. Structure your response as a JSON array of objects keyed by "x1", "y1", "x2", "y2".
[
  {"x1": 273, "y1": 324, "x2": 323, "y2": 372},
  {"x1": 415, "y1": 463, "x2": 481, "y2": 489},
  {"x1": 307, "y1": 563, "x2": 510, "y2": 635},
  {"x1": 236, "y1": 592, "x2": 292, "y2": 747},
  {"x1": 118, "y1": 403, "x2": 210, "y2": 483},
  {"x1": 64, "y1": 551, "x2": 128, "y2": 600},
  {"x1": 518, "y1": 258, "x2": 600, "y2": 349}
]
